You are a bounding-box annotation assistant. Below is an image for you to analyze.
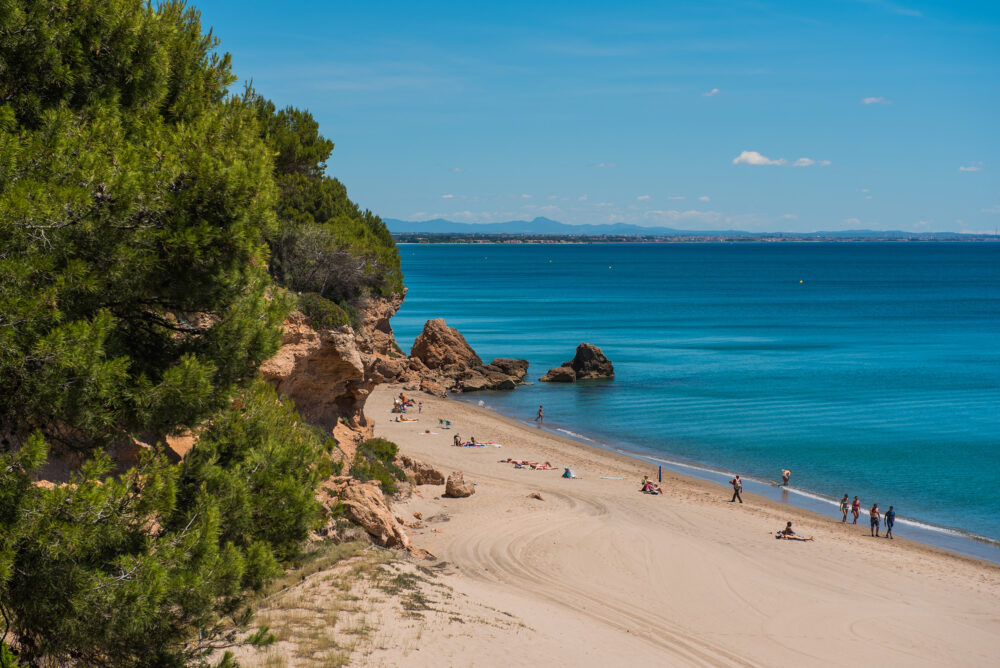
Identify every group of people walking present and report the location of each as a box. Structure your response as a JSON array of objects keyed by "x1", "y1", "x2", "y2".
[
  {"x1": 840, "y1": 494, "x2": 896, "y2": 538},
  {"x1": 728, "y1": 473, "x2": 898, "y2": 540}
]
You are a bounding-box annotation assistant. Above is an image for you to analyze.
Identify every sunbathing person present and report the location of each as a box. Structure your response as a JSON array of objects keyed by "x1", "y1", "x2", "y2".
[
  {"x1": 530, "y1": 461, "x2": 554, "y2": 470},
  {"x1": 640, "y1": 475, "x2": 661, "y2": 495},
  {"x1": 776, "y1": 522, "x2": 813, "y2": 541}
]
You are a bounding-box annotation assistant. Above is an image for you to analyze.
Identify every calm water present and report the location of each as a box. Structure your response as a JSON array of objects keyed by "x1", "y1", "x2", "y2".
[{"x1": 392, "y1": 243, "x2": 1000, "y2": 557}]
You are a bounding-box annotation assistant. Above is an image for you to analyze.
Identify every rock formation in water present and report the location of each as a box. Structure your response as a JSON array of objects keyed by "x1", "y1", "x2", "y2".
[
  {"x1": 540, "y1": 343, "x2": 614, "y2": 382},
  {"x1": 408, "y1": 318, "x2": 529, "y2": 393}
]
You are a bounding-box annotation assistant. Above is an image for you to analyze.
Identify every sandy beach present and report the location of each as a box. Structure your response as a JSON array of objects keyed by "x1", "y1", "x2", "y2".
[{"x1": 364, "y1": 384, "x2": 1000, "y2": 667}]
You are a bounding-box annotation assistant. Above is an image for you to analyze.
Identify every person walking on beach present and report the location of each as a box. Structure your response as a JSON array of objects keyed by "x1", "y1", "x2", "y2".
[
  {"x1": 870, "y1": 503, "x2": 881, "y2": 537},
  {"x1": 418, "y1": 401, "x2": 422, "y2": 414},
  {"x1": 535, "y1": 405, "x2": 543, "y2": 424},
  {"x1": 884, "y1": 506, "x2": 896, "y2": 539},
  {"x1": 729, "y1": 474, "x2": 743, "y2": 504},
  {"x1": 840, "y1": 494, "x2": 850, "y2": 522},
  {"x1": 851, "y1": 496, "x2": 861, "y2": 524},
  {"x1": 781, "y1": 469, "x2": 791, "y2": 486}
]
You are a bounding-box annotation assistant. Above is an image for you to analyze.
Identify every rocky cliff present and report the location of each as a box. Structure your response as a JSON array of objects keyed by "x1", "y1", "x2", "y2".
[{"x1": 261, "y1": 292, "x2": 420, "y2": 463}]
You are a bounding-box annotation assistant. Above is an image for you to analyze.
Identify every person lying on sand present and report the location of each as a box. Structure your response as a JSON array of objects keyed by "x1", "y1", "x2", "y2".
[
  {"x1": 530, "y1": 461, "x2": 554, "y2": 470},
  {"x1": 775, "y1": 522, "x2": 813, "y2": 541}
]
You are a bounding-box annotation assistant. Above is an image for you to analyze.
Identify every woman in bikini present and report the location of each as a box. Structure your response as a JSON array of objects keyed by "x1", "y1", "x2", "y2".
[
  {"x1": 840, "y1": 494, "x2": 850, "y2": 523},
  {"x1": 851, "y1": 496, "x2": 861, "y2": 524}
]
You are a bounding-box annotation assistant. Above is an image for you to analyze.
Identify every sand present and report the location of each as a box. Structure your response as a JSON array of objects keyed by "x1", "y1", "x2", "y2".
[{"x1": 363, "y1": 385, "x2": 1000, "y2": 667}]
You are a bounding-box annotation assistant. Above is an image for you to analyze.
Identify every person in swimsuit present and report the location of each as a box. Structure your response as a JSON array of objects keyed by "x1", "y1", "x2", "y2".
[
  {"x1": 779, "y1": 521, "x2": 796, "y2": 536},
  {"x1": 840, "y1": 494, "x2": 850, "y2": 522},
  {"x1": 870, "y1": 503, "x2": 881, "y2": 537},
  {"x1": 781, "y1": 469, "x2": 791, "y2": 486},
  {"x1": 851, "y1": 496, "x2": 861, "y2": 524},
  {"x1": 535, "y1": 405, "x2": 543, "y2": 424},
  {"x1": 453, "y1": 434, "x2": 461, "y2": 447},
  {"x1": 884, "y1": 506, "x2": 895, "y2": 539}
]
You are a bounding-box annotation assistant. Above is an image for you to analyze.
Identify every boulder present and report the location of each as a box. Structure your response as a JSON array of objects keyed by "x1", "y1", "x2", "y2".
[
  {"x1": 419, "y1": 377, "x2": 448, "y2": 398},
  {"x1": 410, "y1": 319, "x2": 483, "y2": 370},
  {"x1": 539, "y1": 344, "x2": 614, "y2": 382},
  {"x1": 489, "y1": 358, "x2": 529, "y2": 381},
  {"x1": 444, "y1": 471, "x2": 476, "y2": 498},
  {"x1": 566, "y1": 342, "x2": 614, "y2": 379},
  {"x1": 399, "y1": 454, "x2": 445, "y2": 485},
  {"x1": 539, "y1": 366, "x2": 577, "y2": 382},
  {"x1": 335, "y1": 480, "x2": 410, "y2": 549}
]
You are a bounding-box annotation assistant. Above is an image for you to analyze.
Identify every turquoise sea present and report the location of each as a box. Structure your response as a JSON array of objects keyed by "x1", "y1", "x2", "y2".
[{"x1": 391, "y1": 243, "x2": 1000, "y2": 561}]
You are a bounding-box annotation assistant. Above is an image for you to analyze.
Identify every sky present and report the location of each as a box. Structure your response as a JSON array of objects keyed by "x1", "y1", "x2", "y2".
[{"x1": 194, "y1": 0, "x2": 1000, "y2": 233}]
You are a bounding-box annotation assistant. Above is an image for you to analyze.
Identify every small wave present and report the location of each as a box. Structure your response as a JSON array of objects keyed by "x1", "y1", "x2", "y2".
[{"x1": 556, "y1": 428, "x2": 599, "y2": 444}]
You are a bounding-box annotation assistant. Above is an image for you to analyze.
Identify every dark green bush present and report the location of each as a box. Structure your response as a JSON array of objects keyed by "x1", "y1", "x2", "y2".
[
  {"x1": 351, "y1": 438, "x2": 406, "y2": 495},
  {"x1": 297, "y1": 292, "x2": 353, "y2": 329}
]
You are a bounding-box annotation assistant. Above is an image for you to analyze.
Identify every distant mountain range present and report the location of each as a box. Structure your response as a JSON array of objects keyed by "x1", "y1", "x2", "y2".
[{"x1": 384, "y1": 217, "x2": 983, "y2": 239}]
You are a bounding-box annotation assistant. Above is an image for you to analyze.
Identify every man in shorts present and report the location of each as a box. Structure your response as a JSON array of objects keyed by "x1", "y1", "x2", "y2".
[
  {"x1": 884, "y1": 506, "x2": 895, "y2": 539},
  {"x1": 870, "y1": 503, "x2": 881, "y2": 537}
]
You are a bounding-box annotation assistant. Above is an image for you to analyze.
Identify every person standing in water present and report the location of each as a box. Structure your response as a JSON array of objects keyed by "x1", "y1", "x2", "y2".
[
  {"x1": 781, "y1": 469, "x2": 791, "y2": 486},
  {"x1": 851, "y1": 496, "x2": 861, "y2": 524},
  {"x1": 535, "y1": 405, "x2": 543, "y2": 424},
  {"x1": 870, "y1": 503, "x2": 881, "y2": 537},
  {"x1": 840, "y1": 494, "x2": 850, "y2": 522},
  {"x1": 729, "y1": 475, "x2": 743, "y2": 504},
  {"x1": 884, "y1": 506, "x2": 896, "y2": 539}
]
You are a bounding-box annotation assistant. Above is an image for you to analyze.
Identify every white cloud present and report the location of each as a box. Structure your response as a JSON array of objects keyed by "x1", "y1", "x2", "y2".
[
  {"x1": 861, "y1": 96, "x2": 892, "y2": 105},
  {"x1": 860, "y1": 188, "x2": 870, "y2": 193},
  {"x1": 782, "y1": 213, "x2": 798, "y2": 220},
  {"x1": 982, "y1": 205, "x2": 1000, "y2": 214},
  {"x1": 595, "y1": 201, "x2": 614, "y2": 207},
  {"x1": 843, "y1": 218, "x2": 862, "y2": 226},
  {"x1": 578, "y1": 195, "x2": 588, "y2": 201},
  {"x1": 667, "y1": 195, "x2": 685, "y2": 200},
  {"x1": 792, "y1": 157, "x2": 832, "y2": 167},
  {"x1": 441, "y1": 194, "x2": 455, "y2": 199},
  {"x1": 703, "y1": 88, "x2": 720, "y2": 97},
  {"x1": 637, "y1": 195, "x2": 651, "y2": 201},
  {"x1": 698, "y1": 195, "x2": 710, "y2": 202},
  {"x1": 733, "y1": 151, "x2": 829, "y2": 167},
  {"x1": 452, "y1": 167, "x2": 464, "y2": 173},
  {"x1": 732, "y1": 150, "x2": 786, "y2": 166},
  {"x1": 521, "y1": 194, "x2": 532, "y2": 199},
  {"x1": 959, "y1": 163, "x2": 984, "y2": 172},
  {"x1": 593, "y1": 162, "x2": 617, "y2": 168}
]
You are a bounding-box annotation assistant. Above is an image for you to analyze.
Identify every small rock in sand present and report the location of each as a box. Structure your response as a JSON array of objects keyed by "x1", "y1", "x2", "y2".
[
  {"x1": 527, "y1": 492, "x2": 544, "y2": 501},
  {"x1": 444, "y1": 471, "x2": 476, "y2": 498}
]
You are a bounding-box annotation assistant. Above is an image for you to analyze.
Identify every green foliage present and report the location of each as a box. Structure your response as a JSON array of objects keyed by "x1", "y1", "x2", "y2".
[
  {"x1": 351, "y1": 438, "x2": 405, "y2": 495},
  {"x1": 1, "y1": 641, "x2": 25, "y2": 668},
  {"x1": 0, "y1": 0, "x2": 234, "y2": 129},
  {"x1": 0, "y1": 2, "x2": 287, "y2": 452},
  {"x1": 247, "y1": 94, "x2": 403, "y2": 303},
  {"x1": 297, "y1": 292, "x2": 353, "y2": 329},
  {"x1": 0, "y1": 381, "x2": 329, "y2": 665},
  {"x1": 174, "y1": 379, "x2": 330, "y2": 562}
]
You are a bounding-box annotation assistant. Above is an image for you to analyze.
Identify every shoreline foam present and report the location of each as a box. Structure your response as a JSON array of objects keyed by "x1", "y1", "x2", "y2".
[
  {"x1": 457, "y1": 394, "x2": 1000, "y2": 563},
  {"x1": 367, "y1": 384, "x2": 1000, "y2": 666}
]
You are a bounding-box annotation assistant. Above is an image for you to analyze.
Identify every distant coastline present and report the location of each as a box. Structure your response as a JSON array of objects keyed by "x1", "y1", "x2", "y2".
[
  {"x1": 394, "y1": 232, "x2": 999, "y2": 244},
  {"x1": 387, "y1": 216, "x2": 998, "y2": 243}
]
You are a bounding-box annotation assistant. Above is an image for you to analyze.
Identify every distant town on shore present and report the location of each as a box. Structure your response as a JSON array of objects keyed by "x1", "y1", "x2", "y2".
[{"x1": 387, "y1": 217, "x2": 999, "y2": 244}]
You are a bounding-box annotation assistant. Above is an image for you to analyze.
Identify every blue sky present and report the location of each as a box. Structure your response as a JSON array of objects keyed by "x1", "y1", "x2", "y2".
[{"x1": 195, "y1": 0, "x2": 999, "y2": 232}]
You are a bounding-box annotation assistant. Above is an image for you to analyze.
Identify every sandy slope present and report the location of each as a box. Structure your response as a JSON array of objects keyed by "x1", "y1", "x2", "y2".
[{"x1": 364, "y1": 385, "x2": 1000, "y2": 667}]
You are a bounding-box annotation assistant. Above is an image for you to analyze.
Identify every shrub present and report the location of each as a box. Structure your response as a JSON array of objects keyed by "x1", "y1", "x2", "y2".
[
  {"x1": 351, "y1": 438, "x2": 406, "y2": 495},
  {"x1": 297, "y1": 292, "x2": 353, "y2": 329}
]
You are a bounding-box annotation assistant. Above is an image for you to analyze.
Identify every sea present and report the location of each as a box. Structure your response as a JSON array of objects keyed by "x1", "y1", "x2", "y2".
[{"x1": 391, "y1": 242, "x2": 1000, "y2": 563}]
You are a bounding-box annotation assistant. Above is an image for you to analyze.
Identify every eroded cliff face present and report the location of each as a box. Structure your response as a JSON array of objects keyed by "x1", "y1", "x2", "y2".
[{"x1": 261, "y1": 292, "x2": 419, "y2": 463}]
